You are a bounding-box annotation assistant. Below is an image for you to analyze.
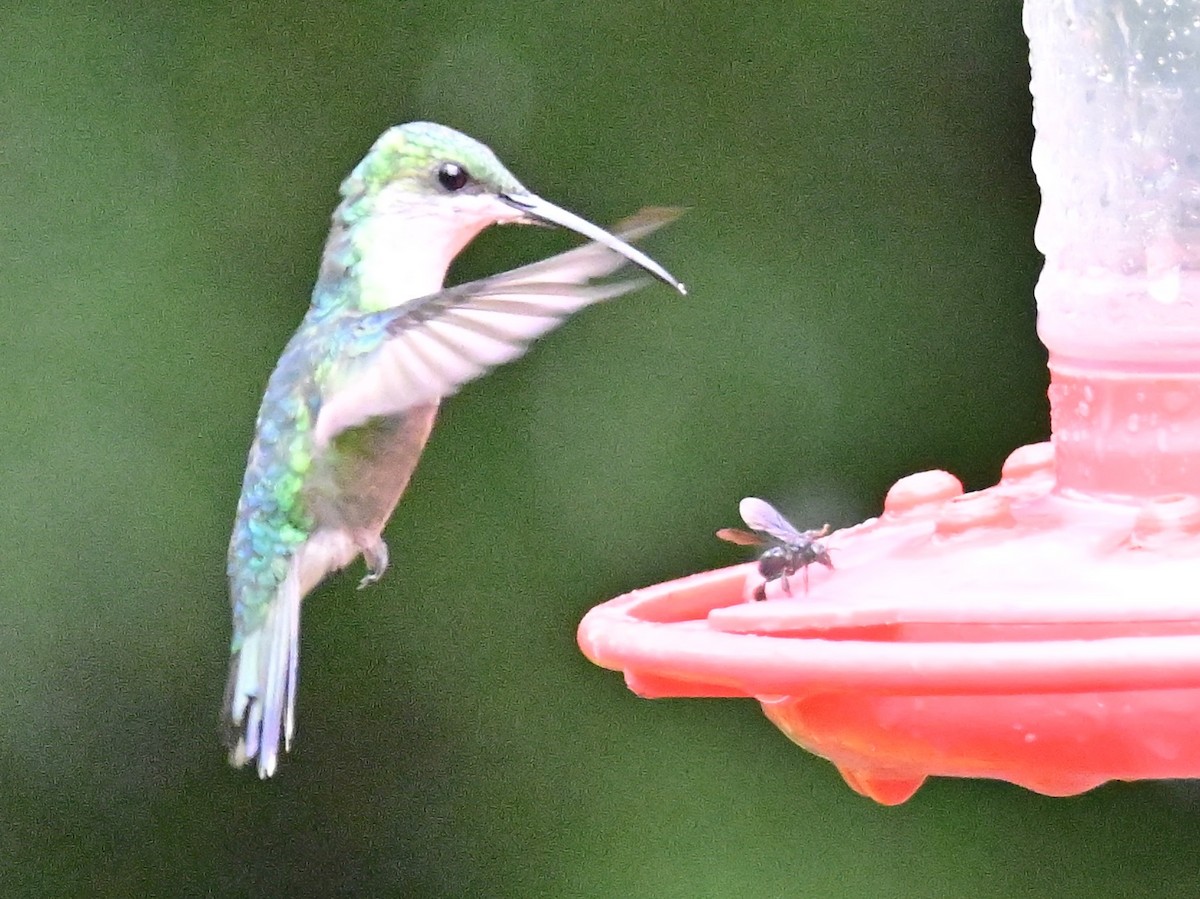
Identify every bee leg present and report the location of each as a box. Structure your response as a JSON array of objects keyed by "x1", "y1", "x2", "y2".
[
  {"x1": 780, "y1": 573, "x2": 792, "y2": 596},
  {"x1": 359, "y1": 537, "x2": 389, "y2": 589},
  {"x1": 753, "y1": 582, "x2": 767, "y2": 601}
]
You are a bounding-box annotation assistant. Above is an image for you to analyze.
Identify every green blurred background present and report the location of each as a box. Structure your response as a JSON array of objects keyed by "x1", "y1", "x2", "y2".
[{"x1": 4, "y1": 1, "x2": 1196, "y2": 896}]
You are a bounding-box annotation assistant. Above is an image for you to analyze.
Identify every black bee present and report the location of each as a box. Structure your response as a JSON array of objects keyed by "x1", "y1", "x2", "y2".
[{"x1": 716, "y1": 497, "x2": 833, "y2": 600}]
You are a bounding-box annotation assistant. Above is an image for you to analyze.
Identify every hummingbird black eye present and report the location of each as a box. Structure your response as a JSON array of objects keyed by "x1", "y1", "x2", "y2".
[{"x1": 437, "y1": 162, "x2": 470, "y2": 192}]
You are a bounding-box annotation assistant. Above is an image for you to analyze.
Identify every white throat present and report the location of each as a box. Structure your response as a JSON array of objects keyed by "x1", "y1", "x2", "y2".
[{"x1": 355, "y1": 194, "x2": 518, "y2": 310}]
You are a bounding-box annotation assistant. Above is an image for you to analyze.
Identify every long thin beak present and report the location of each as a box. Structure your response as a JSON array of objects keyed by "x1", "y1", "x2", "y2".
[{"x1": 500, "y1": 193, "x2": 686, "y2": 294}]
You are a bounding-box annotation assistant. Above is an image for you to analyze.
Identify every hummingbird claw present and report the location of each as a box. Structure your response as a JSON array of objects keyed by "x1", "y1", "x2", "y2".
[{"x1": 358, "y1": 538, "x2": 389, "y2": 589}]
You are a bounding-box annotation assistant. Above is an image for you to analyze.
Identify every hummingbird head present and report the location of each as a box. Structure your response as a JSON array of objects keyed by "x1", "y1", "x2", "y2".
[{"x1": 340, "y1": 122, "x2": 684, "y2": 297}]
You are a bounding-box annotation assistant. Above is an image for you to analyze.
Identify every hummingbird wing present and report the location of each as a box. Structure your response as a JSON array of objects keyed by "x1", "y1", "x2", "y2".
[
  {"x1": 738, "y1": 497, "x2": 805, "y2": 544},
  {"x1": 312, "y1": 207, "x2": 680, "y2": 447}
]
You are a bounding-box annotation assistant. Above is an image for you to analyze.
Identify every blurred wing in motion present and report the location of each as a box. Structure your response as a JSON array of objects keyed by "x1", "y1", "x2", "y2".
[{"x1": 314, "y1": 207, "x2": 682, "y2": 446}]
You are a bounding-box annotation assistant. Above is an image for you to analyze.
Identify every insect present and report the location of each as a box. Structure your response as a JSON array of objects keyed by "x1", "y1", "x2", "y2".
[{"x1": 716, "y1": 497, "x2": 834, "y2": 600}]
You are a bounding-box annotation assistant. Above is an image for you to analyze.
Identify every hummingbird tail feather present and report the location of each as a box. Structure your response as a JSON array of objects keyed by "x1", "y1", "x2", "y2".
[{"x1": 222, "y1": 557, "x2": 302, "y2": 779}]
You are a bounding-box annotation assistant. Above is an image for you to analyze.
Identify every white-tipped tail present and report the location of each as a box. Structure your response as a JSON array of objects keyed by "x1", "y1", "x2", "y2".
[{"x1": 223, "y1": 559, "x2": 302, "y2": 779}]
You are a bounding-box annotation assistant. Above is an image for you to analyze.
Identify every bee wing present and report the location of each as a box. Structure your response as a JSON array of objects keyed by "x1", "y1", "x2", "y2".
[
  {"x1": 738, "y1": 497, "x2": 805, "y2": 544},
  {"x1": 715, "y1": 527, "x2": 767, "y2": 547}
]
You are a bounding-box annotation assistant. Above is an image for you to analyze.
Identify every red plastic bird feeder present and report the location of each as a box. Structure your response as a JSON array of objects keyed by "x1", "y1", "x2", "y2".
[{"x1": 577, "y1": 0, "x2": 1200, "y2": 804}]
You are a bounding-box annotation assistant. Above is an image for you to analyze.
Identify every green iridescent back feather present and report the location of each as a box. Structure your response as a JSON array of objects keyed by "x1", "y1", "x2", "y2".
[
  {"x1": 227, "y1": 319, "x2": 324, "y2": 648},
  {"x1": 227, "y1": 303, "x2": 399, "y2": 647}
]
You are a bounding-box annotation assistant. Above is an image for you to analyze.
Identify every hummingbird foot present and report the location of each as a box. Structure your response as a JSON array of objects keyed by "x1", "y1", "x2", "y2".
[{"x1": 358, "y1": 537, "x2": 389, "y2": 589}]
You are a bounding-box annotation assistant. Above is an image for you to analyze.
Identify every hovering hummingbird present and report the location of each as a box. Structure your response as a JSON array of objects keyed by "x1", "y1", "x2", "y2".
[
  {"x1": 223, "y1": 121, "x2": 684, "y2": 777},
  {"x1": 717, "y1": 497, "x2": 833, "y2": 600}
]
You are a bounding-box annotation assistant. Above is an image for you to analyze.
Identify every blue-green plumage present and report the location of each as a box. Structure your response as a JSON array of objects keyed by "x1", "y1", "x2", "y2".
[{"x1": 223, "y1": 122, "x2": 683, "y2": 777}]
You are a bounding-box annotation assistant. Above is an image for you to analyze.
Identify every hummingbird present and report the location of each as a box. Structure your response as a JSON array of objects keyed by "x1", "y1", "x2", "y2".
[{"x1": 223, "y1": 121, "x2": 684, "y2": 778}]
